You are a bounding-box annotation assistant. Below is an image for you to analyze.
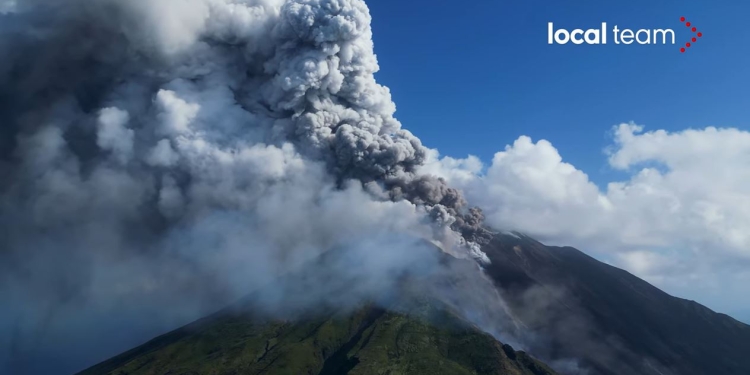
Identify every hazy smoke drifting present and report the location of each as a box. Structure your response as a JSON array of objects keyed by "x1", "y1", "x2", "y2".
[{"x1": 0, "y1": 0, "x2": 494, "y2": 373}]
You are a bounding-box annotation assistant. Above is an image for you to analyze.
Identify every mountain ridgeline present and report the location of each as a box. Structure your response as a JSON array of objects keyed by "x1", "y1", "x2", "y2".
[
  {"x1": 78, "y1": 232, "x2": 750, "y2": 375},
  {"x1": 481, "y1": 233, "x2": 750, "y2": 375}
]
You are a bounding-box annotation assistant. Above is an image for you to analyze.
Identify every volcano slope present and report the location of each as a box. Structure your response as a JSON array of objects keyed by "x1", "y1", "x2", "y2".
[
  {"x1": 482, "y1": 232, "x2": 750, "y2": 375},
  {"x1": 76, "y1": 301, "x2": 557, "y2": 375},
  {"x1": 80, "y1": 242, "x2": 556, "y2": 375},
  {"x1": 77, "y1": 231, "x2": 750, "y2": 375},
  {"x1": 75, "y1": 241, "x2": 559, "y2": 375}
]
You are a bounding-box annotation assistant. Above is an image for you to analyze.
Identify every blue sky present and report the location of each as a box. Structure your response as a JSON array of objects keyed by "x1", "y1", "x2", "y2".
[
  {"x1": 366, "y1": 1, "x2": 750, "y2": 322},
  {"x1": 368, "y1": 0, "x2": 749, "y2": 187}
]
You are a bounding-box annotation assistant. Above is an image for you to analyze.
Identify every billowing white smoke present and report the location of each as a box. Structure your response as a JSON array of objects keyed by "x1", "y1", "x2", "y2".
[{"x1": 0, "y1": 0, "x2": 495, "y2": 373}]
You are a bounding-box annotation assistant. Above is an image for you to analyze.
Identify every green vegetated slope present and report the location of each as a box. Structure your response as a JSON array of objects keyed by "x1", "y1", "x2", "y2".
[{"x1": 77, "y1": 301, "x2": 556, "y2": 375}]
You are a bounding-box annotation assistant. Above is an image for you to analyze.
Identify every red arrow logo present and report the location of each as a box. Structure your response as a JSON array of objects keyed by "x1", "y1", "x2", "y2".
[{"x1": 680, "y1": 17, "x2": 703, "y2": 53}]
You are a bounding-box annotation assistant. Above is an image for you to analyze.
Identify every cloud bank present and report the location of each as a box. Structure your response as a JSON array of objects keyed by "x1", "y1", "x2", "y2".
[{"x1": 424, "y1": 123, "x2": 750, "y2": 314}]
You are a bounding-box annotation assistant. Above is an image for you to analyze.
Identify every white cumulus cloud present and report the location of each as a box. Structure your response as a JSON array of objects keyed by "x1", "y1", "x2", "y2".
[{"x1": 423, "y1": 123, "x2": 750, "y2": 316}]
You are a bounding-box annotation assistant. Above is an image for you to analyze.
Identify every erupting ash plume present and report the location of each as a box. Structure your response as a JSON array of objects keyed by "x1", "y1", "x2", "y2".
[{"x1": 0, "y1": 0, "x2": 502, "y2": 373}]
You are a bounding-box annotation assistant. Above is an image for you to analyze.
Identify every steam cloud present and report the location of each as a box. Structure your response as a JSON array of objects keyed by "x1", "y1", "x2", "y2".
[{"x1": 0, "y1": 0, "x2": 495, "y2": 373}]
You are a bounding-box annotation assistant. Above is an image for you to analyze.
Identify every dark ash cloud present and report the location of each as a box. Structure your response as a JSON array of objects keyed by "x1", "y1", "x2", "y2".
[{"x1": 0, "y1": 1, "x2": 494, "y2": 373}]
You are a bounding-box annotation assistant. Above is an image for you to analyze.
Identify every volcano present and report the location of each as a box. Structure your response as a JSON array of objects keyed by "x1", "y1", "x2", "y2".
[
  {"x1": 75, "y1": 243, "x2": 558, "y2": 375},
  {"x1": 77, "y1": 232, "x2": 750, "y2": 375},
  {"x1": 2, "y1": 1, "x2": 748, "y2": 375}
]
